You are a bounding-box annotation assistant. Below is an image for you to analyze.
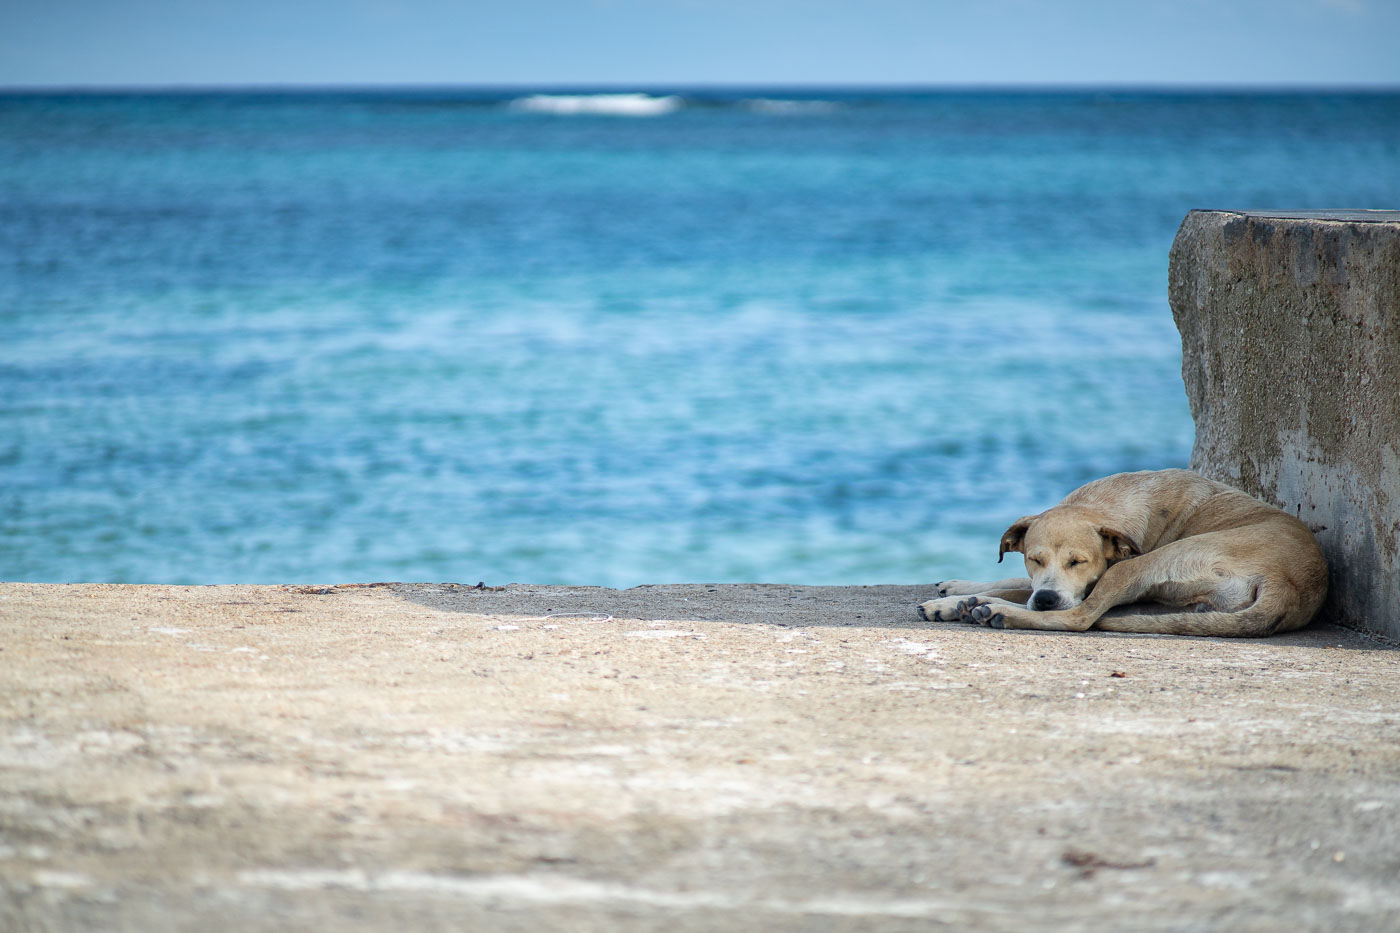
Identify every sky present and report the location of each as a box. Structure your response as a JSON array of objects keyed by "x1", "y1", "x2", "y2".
[{"x1": 1, "y1": 0, "x2": 1397, "y2": 88}]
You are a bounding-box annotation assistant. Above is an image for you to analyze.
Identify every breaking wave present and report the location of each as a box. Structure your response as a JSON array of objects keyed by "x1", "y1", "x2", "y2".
[
  {"x1": 740, "y1": 98, "x2": 839, "y2": 115},
  {"x1": 505, "y1": 93, "x2": 842, "y2": 117},
  {"x1": 508, "y1": 93, "x2": 683, "y2": 116}
]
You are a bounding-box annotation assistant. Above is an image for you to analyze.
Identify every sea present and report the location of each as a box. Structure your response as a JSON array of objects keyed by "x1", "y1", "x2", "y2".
[{"x1": 3, "y1": 88, "x2": 1398, "y2": 587}]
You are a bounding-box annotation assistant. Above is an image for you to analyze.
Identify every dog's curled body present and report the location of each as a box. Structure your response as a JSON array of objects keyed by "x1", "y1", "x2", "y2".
[{"x1": 917, "y1": 469, "x2": 1328, "y2": 637}]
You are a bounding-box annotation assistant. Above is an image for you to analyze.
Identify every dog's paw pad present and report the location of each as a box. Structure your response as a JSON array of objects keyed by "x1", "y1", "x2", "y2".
[
  {"x1": 957, "y1": 597, "x2": 1004, "y2": 628},
  {"x1": 970, "y1": 604, "x2": 1005, "y2": 628}
]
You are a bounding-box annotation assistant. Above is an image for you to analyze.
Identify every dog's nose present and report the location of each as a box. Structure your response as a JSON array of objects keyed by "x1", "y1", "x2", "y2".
[{"x1": 1030, "y1": 590, "x2": 1060, "y2": 611}]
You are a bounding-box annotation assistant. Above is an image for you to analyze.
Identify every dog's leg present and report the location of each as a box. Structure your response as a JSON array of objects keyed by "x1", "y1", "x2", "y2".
[
  {"x1": 958, "y1": 597, "x2": 1095, "y2": 631},
  {"x1": 917, "y1": 578, "x2": 1030, "y2": 622},
  {"x1": 920, "y1": 593, "x2": 1030, "y2": 622},
  {"x1": 932, "y1": 578, "x2": 1031, "y2": 597},
  {"x1": 1090, "y1": 588, "x2": 1307, "y2": 637}
]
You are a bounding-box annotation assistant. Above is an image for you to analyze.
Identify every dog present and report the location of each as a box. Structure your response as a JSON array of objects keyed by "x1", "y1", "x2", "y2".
[{"x1": 917, "y1": 469, "x2": 1327, "y2": 636}]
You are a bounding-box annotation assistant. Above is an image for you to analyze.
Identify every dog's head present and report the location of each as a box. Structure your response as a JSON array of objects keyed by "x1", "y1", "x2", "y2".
[{"x1": 998, "y1": 507, "x2": 1140, "y2": 611}]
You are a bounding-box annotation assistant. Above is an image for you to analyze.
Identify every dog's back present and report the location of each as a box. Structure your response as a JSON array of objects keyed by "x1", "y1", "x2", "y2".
[{"x1": 1062, "y1": 468, "x2": 1317, "y2": 554}]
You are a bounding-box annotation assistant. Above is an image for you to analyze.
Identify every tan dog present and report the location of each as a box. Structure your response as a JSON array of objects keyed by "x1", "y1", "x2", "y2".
[{"x1": 917, "y1": 469, "x2": 1327, "y2": 636}]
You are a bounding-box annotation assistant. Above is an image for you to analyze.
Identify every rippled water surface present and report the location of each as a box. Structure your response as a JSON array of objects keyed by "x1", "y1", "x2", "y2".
[{"x1": 3, "y1": 89, "x2": 1398, "y2": 585}]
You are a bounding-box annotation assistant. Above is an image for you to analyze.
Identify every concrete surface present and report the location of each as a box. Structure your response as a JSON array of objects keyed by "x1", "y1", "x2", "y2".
[
  {"x1": 1169, "y1": 208, "x2": 1400, "y2": 642},
  {"x1": 3, "y1": 581, "x2": 1399, "y2": 931}
]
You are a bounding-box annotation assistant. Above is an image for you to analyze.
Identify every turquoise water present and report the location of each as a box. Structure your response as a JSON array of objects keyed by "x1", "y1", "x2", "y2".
[{"x1": 3, "y1": 89, "x2": 1398, "y2": 586}]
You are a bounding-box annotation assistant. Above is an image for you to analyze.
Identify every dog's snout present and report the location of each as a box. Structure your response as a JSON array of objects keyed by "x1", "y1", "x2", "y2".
[{"x1": 1030, "y1": 589, "x2": 1060, "y2": 611}]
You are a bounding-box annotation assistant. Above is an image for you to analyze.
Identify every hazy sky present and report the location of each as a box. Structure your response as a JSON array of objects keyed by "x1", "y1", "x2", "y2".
[{"x1": 2, "y1": 0, "x2": 1397, "y2": 88}]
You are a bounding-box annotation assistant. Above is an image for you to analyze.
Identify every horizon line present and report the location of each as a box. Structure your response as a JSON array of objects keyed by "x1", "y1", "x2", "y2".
[{"x1": 3, "y1": 79, "x2": 1399, "y2": 95}]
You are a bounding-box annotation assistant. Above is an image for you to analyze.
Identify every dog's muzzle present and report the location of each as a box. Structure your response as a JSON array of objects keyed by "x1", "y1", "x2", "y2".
[{"x1": 1030, "y1": 589, "x2": 1062, "y2": 611}]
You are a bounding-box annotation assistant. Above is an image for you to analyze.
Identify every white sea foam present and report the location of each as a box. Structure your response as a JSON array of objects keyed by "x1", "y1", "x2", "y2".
[
  {"x1": 741, "y1": 98, "x2": 838, "y2": 115},
  {"x1": 509, "y1": 93, "x2": 682, "y2": 116}
]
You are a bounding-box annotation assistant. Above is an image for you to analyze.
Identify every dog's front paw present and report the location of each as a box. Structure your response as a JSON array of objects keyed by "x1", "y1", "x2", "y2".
[
  {"x1": 918, "y1": 596, "x2": 964, "y2": 622},
  {"x1": 956, "y1": 596, "x2": 1005, "y2": 629},
  {"x1": 934, "y1": 579, "x2": 980, "y2": 597}
]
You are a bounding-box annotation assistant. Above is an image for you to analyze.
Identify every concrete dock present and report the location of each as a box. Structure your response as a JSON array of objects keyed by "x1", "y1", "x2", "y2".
[{"x1": 3, "y1": 581, "x2": 1398, "y2": 930}]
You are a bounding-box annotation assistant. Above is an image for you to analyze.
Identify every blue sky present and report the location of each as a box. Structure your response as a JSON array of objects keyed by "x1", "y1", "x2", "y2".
[{"x1": 2, "y1": 0, "x2": 1397, "y2": 88}]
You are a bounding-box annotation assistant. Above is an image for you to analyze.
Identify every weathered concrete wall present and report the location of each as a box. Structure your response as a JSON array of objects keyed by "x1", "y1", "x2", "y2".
[{"x1": 1169, "y1": 209, "x2": 1400, "y2": 641}]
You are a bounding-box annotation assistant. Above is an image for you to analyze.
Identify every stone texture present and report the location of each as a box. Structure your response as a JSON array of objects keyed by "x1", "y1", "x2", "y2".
[
  {"x1": 1169, "y1": 209, "x2": 1400, "y2": 642},
  {"x1": 2, "y1": 582, "x2": 1400, "y2": 931}
]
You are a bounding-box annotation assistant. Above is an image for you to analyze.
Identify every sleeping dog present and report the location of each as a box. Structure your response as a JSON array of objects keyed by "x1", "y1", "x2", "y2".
[{"x1": 917, "y1": 469, "x2": 1327, "y2": 637}]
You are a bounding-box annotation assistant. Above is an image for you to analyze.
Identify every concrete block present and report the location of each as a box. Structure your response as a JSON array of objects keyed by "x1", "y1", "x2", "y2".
[{"x1": 1169, "y1": 209, "x2": 1400, "y2": 640}]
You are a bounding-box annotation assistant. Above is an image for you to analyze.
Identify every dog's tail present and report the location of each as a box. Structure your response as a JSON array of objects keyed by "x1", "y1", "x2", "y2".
[{"x1": 1091, "y1": 582, "x2": 1317, "y2": 638}]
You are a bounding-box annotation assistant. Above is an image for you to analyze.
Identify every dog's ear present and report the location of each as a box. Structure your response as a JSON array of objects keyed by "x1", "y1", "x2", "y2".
[
  {"x1": 1098, "y1": 527, "x2": 1142, "y2": 563},
  {"x1": 998, "y1": 515, "x2": 1037, "y2": 563}
]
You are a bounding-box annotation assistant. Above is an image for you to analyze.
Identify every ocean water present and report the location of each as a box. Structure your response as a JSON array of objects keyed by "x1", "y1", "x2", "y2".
[{"x1": 3, "y1": 89, "x2": 1398, "y2": 587}]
